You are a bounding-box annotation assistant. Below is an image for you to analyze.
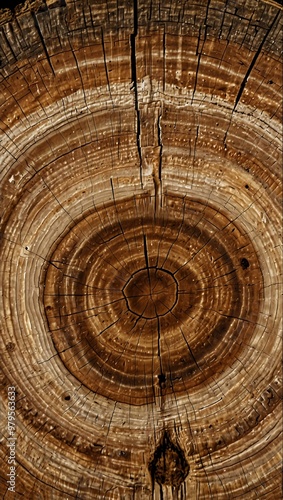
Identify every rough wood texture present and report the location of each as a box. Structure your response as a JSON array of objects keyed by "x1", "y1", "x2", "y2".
[{"x1": 0, "y1": 0, "x2": 282, "y2": 498}]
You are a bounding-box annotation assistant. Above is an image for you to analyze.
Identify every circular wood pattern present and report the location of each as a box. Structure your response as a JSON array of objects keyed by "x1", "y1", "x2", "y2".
[
  {"x1": 123, "y1": 267, "x2": 178, "y2": 319},
  {"x1": 43, "y1": 195, "x2": 263, "y2": 407},
  {"x1": 0, "y1": 0, "x2": 282, "y2": 499}
]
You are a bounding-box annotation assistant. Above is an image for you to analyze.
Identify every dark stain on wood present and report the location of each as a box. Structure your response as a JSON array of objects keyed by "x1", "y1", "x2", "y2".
[{"x1": 149, "y1": 431, "x2": 190, "y2": 488}]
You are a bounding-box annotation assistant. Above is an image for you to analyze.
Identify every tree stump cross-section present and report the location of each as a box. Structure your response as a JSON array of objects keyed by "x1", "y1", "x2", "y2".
[{"x1": 0, "y1": 0, "x2": 282, "y2": 498}]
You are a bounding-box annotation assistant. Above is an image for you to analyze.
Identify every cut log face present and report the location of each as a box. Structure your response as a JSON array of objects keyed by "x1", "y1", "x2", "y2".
[{"x1": 0, "y1": 0, "x2": 282, "y2": 499}]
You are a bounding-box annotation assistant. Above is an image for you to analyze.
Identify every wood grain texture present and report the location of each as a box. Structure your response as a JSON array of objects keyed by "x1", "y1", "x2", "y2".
[{"x1": 0, "y1": 0, "x2": 282, "y2": 498}]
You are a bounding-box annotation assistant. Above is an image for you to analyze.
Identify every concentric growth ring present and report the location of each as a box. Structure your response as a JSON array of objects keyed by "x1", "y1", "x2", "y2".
[
  {"x1": 123, "y1": 267, "x2": 178, "y2": 319},
  {"x1": 43, "y1": 194, "x2": 262, "y2": 405}
]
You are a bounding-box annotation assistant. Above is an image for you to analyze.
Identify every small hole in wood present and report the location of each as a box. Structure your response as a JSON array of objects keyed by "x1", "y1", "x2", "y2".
[
  {"x1": 240, "y1": 258, "x2": 250, "y2": 270},
  {"x1": 158, "y1": 373, "x2": 166, "y2": 387}
]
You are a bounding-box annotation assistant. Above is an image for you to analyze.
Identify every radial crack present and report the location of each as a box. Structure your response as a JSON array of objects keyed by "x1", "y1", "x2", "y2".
[
  {"x1": 130, "y1": 0, "x2": 143, "y2": 187},
  {"x1": 31, "y1": 12, "x2": 55, "y2": 76}
]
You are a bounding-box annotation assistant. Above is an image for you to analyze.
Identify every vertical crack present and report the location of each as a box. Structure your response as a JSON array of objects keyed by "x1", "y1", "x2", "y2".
[
  {"x1": 32, "y1": 12, "x2": 55, "y2": 76},
  {"x1": 143, "y1": 234, "x2": 150, "y2": 271},
  {"x1": 101, "y1": 27, "x2": 113, "y2": 102},
  {"x1": 223, "y1": 10, "x2": 280, "y2": 148},
  {"x1": 157, "y1": 317, "x2": 163, "y2": 377},
  {"x1": 143, "y1": 234, "x2": 153, "y2": 313},
  {"x1": 191, "y1": 0, "x2": 211, "y2": 103},
  {"x1": 234, "y1": 11, "x2": 280, "y2": 110},
  {"x1": 157, "y1": 111, "x2": 163, "y2": 208},
  {"x1": 69, "y1": 44, "x2": 88, "y2": 110},
  {"x1": 130, "y1": 0, "x2": 143, "y2": 188}
]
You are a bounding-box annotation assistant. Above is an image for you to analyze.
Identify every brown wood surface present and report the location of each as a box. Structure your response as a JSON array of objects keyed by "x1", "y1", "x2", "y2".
[{"x1": 0, "y1": 0, "x2": 282, "y2": 498}]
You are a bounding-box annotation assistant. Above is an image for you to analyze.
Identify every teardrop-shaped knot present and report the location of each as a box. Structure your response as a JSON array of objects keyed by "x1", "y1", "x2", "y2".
[{"x1": 149, "y1": 431, "x2": 190, "y2": 488}]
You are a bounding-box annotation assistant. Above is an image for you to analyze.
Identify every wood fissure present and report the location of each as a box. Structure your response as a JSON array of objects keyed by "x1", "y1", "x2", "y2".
[{"x1": 31, "y1": 10, "x2": 55, "y2": 76}]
